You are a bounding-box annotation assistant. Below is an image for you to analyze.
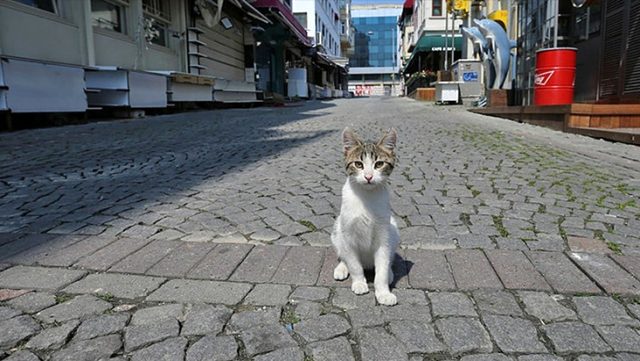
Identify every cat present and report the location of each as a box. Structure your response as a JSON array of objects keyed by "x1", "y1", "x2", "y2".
[{"x1": 331, "y1": 127, "x2": 400, "y2": 306}]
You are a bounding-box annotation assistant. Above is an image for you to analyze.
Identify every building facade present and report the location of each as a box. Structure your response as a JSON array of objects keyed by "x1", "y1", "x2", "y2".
[
  {"x1": 292, "y1": 0, "x2": 341, "y2": 57},
  {"x1": 348, "y1": 4, "x2": 402, "y2": 96}
]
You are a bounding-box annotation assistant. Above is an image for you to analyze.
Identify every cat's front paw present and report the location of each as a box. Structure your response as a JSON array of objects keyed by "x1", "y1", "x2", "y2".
[
  {"x1": 333, "y1": 262, "x2": 349, "y2": 281},
  {"x1": 351, "y1": 281, "x2": 369, "y2": 295},
  {"x1": 376, "y1": 291, "x2": 397, "y2": 306}
]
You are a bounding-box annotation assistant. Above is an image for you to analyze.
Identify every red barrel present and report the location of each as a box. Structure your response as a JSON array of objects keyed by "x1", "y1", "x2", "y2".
[{"x1": 534, "y1": 47, "x2": 577, "y2": 106}]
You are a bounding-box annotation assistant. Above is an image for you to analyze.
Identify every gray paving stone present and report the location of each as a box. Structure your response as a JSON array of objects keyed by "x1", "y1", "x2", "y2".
[
  {"x1": 436, "y1": 317, "x2": 492, "y2": 354},
  {"x1": 35, "y1": 295, "x2": 111, "y2": 324},
  {"x1": 74, "y1": 237, "x2": 153, "y2": 271},
  {"x1": 290, "y1": 286, "x2": 330, "y2": 302},
  {"x1": 358, "y1": 327, "x2": 408, "y2": 361},
  {"x1": 131, "y1": 304, "x2": 184, "y2": 325},
  {"x1": 518, "y1": 291, "x2": 577, "y2": 322},
  {"x1": 253, "y1": 347, "x2": 304, "y2": 361},
  {"x1": 187, "y1": 243, "x2": 253, "y2": 280},
  {"x1": 611, "y1": 255, "x2": 640, "y2": 280},
  {"x1": 130, "y1": 337, "x2": 187, "y2": 361},
  {"x1": 483, "y1": 315, "x2": 547, "y2": 353},
  {"x1": 461, "y1": 355, "x2": 514, "y2": 361},
  {"x1": 405, "y1": 249, "x2": 456, "y2": 290},
  {"x1": 430, "y1": 292, "x2": 477, "y2": 317},
  {"x1": 146, "y1": 279, "x2": 251, "y2": 305},
  {"x1": 186, "y1": 335, "x2": 237, "y2": 361},
  {"x1": 0, "y1": 266, "x2": 86, "y2": 291},
  {"x1": 244, "y1": 284, "x2": 291, "y2": 306},
  {"x1": 181, "y1": 304, "x2": 232, "y2": 336},
  {"x1": 472, "y1": 290, "x2": 523, "y2": 316},
  {"x1": 628, "y1": 303, "x2": 640, "y2": 319},
  {"x1": 7, "y1": 292, "x2": 56, "y2": 314},
  {"x1": 37, "y1": 236, "x2": 117, "y2": 267},
  {"x1": 50, "y1": 334, "x2": 122, "y2": 361},
  {"x1": 124, "y1": 318, "x2": 180, "y2": 352},
  {"x1": 543, "y1": 322, "x2": 611, "y2": 353},
  {"x1": 389, "y1": 320, "x2": 445, "y2": 353},
  {"x1": 226, "y1": 307, "x2": 281, "y2": 333},
  {"x1": 74, "y1": 313, "x2": 130, "y2": 341},
  {"x1": 271, "y1": 246, "x2": 324, "y2": 285},
  {"x1": 517, "y1": 356, "x2": 563, "y2": 361},
  {"x1": 575, "y1": 356, "x2": 618, "y2": 361},
  {"x1": 0, "y1": 315, "x2": 41, "y2": 348},
  {"x1": 383, "y1": 303, "x2": 431, "y2": 322},
  {"x1": 316, "y1": 248, "x2": 345, "y2": 287},
  {"x1": 109, "y1": 240, "x2": 181, "y2": 274},
  {"x1": 146, "y1": 242, "x2": 216, "y2": 277},
  {"x1": 596, "y1": 325, "x2": 640, "y2": 352},
  {"x1": 347, "y1": 306, "x2": 385, "y2": 328},
  {"x1": 527, "y1": 251, "x2": 600, "y2": 294},
  {"x1": 3, "y1": 350, "x2": 41, "y2": 361},
  {"x1": 294, "y1": 313, "x2": 350, "y2": 342},
  {"x1": 616, "y1": 353, "x2": 640, "y2": 361},
  {"x1": 25, "y1": 320, "x2": 79, "y2": 351},
  {"x1": 0, "y1": 305, "x2": 21, "y2": 321},
  {"x1": 332, "y1": 287, "x2": 376, "y2": 310},
  {"x1": 569, "y1": 253, "x2": 640, "y2": 295},
  {"x1": 394, "y1": 289, "x2": 428, "y2": 305},
  {"x1": 240, "y1": 324, "x2": 297, "y2": 356},
  {"x1": 486, "y1": 250, "x2": 551, "y2": 291},
  {"x1": 294, "y1": 301, "x2": 322, "y2": 320},
  {"x1": 229, "y1": 245, "x2": 288, "y2": 283},
  {"x1": 310, "y1": 337, "x2": 355, "y2": 361},
  {"x1": 574, "y1": 296, "x2": 640, "y2": 326},
  {"x1": 63, "y1": 273, "x2": 165, "y2": 299},
  {"x1": 446, "y1": 249, "x2": 503, "y2": 290}
]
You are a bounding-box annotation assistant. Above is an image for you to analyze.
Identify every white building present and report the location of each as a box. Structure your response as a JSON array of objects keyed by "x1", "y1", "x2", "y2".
[{"x1": 292, "y1": 0, "x2": 342, "y2": 57}]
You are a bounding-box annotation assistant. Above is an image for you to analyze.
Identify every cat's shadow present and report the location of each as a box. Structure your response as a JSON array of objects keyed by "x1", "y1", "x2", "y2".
[{"x1": 362, "y1": 255, "x2": 413, "y2": 289}]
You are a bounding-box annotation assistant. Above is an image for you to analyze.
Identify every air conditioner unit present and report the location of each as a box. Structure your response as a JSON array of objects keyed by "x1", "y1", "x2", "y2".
[{"x1": 316, "y1": 32, "x2": 323, "y2": 46}]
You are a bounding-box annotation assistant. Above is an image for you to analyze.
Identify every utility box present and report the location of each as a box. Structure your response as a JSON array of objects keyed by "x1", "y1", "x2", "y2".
[
  {"x1": 433, "y1": 81, "x2": 460, "y2": 103},
  {"x1": 452, "y1": 59, "x2": 484, "y2": 105}
]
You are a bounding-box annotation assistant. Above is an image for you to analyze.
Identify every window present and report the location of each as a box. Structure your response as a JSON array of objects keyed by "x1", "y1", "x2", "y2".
[
  {"x1": 294, "y1": 12, "x2": 308, "y2": 29},
  {"x1": 432, "y1": 0, "x2": 442, "y2": 16},
  {"x1": 143, "y1": 0, "x2": 170, "y2": 46},
  {"x1": 91, "y1": 0, "x2": 127, "y2": 33},
  {"x1": 12, "y1": 0, "x2": 57, "y2": 13}
]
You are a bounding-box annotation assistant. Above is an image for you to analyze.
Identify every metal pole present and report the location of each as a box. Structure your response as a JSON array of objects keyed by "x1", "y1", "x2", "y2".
[
  {"x1": 553, "y1": 0, "x2": 559, "y2": 48},
  {"x1": 445, "y1": 6, "x2": 449, "y2": 70}
]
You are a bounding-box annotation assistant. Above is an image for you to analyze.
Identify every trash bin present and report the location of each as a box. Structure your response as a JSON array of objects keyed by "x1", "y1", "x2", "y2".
[{"x1": 534, "y1": 47, "x2": 577, "y2": 106}]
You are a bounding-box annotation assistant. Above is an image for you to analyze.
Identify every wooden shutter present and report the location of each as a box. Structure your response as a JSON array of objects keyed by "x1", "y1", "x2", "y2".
[
  {"x1": 622, "y1": 0, "x2": 640, "y2": 95},
  {"x1": 598, "y1": 0, "x2": 625, "y2": 100}
]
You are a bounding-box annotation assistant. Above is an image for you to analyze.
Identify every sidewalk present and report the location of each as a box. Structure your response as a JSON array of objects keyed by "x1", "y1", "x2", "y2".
[{"x1": 1, "y1": 98, "x2": 639, "y2": 360}]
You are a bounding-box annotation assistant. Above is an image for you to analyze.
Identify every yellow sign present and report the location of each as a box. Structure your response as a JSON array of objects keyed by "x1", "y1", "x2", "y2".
[{"x1": 447, "y1": 0, "x2": 470, "y2": 15}]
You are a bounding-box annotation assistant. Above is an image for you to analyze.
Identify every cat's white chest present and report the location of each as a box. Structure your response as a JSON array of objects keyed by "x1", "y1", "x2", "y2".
[{"x1": 339, "y1": 181, "x2": 390, "y2": 244}]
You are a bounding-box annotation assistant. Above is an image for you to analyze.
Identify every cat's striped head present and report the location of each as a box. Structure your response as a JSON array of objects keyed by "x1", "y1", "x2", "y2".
[{"x1": 342, "y1": 127, "x2": 397, "y2": 188}]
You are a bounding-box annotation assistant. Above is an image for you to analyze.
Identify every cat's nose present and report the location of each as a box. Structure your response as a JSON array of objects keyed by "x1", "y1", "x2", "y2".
[{"x1": 365, "y1": 175, "x2": 373, "y2": 182}]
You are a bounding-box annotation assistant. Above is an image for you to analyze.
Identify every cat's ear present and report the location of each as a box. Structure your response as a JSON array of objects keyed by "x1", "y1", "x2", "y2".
[
  {"x1": 378, "y1": 128, "x2": 397, "y2": 151},
  {"x1": 342, "y1": 127, "x2": 362, "y2": 155}
]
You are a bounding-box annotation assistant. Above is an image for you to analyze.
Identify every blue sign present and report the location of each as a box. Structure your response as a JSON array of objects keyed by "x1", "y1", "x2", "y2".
[{"x1": 463, "y1": 71, "x2": 479, "y2": 82}]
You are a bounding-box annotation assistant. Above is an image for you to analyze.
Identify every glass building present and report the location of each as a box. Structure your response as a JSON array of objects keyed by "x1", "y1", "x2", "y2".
[{"x1": 348, "y1": 4, "x2": 402, "y2": 96}]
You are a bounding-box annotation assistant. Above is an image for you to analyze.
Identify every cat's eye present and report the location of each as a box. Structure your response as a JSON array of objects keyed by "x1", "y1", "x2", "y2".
[
  {"x1": 353, "y1": 161, "x2": 364, "y2": 169},
  {"x1": 374, "y1": 161, "x2": 385, "y2": 169}
]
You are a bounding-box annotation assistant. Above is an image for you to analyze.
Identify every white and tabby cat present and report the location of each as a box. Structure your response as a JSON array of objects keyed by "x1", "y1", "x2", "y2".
[{"x1": 331, "y1": 127, "x2": 399, "y2": 306}]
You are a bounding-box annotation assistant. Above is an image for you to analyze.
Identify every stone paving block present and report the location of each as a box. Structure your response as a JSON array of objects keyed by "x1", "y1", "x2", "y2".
[
  {"x1": 405, "y1": 249, "x2": 456, "y2": 290},
  {"x1": 472, "y1": 290, "x2": 523, "y2": 316},
  {"x1": 35, "y1": 295, "x2": 111, "y2": 324},
  {"x1": 74, "y1": 313, "x2": 130, "y2": 341},
  {"x1": 226, "y1": 307, "x2": 281, "y2": 333},
  {"x1": 294, "y1": 313, "x2": 350, "y2": 342},
  {"x1": 294, "y1": 301, "x2": 322, "y2": 320},
  {"x1": 63, "y1": 273, "x2": 165, "y2": 299},
  {"x1": 389, "y1": 320, "x2": 445, "y2": 353},
  {"x1": 611, "y1": 254, "x2": 640, "y2": 280},
  {"x1": 124, "y1": 318, "x2": 179, "y2": 352},
  {"x1": 383, "y1": 303, "x2": 432, "y2": 323},
  {"x1": 517, "y1": 356, "x2": 563, "y2": 361},
  {"x1": 109, "y1": 240, "x2": 181, "y2": 274},
  {"x1": 146, "y1": 241, "x2": 215, "y2": 277},
  {"x1": 391, "y1": 250, "x2": 410, "y2": 288},
  {"x1": 229, "y1": 245, "x2": 288, "y2": 283},
  {"x1": 0, "y1": 289, "x2": 31, "y2": 302},
  {"x1": 25, "y1": 320, "x2": 79, "y2": 351},
  {"x1": 628, "y1": 304, "x2": 640, "y2": 319},
  {"x1": 461, "y1": 355, "x2": 514, "y2": 361},
  {"x1": 130, "y1": 304, "x2": 184, "y2": 325},
  {"x1": 240, "y1": 324, "x2": 297, "y2": 356},
  {"x1": 429, "y1": 292, "x2": 477, "y2": 317},
  {"x1": 8, "y1": 292, "x2": 56, "y2": 314},
  {"x1": 436, "y1": 317, "x2": 492, "y2": 354},
  {"x1": 346, "y1": 306, "x2": 385, "y2": 328},
  {"x1": 358, "y1": 327, "x2": 408, "y2": 361},
  {"x1": 575, "y1": 356, "x2": 618, "y2": 361},
  {"x1": 290, "y1": 286, "x2": 330, "y2": 302},
  {"x1": 243, "y1": 284, "x2": 291, "y2": 306},
  {"x1": 542, "y1": 322, "x2": 611, "y2": 353},
  {"x1": 147, "y1": 279, "x2": 251, "y2": 305},
  {"x1": 569, "y1": 253, "x2": 640, "y2": 295},
  {"x1": 74, "y1": 237, "x2": 152, "y2": 271},
  {"x1": 37, "y1": 236, "x2": 117, "y2": 267},
  {"x1": 0, "y1": 315, "x2": 41, "y2": 348},
  {"x1": 567, "y1": 236, "x2": 612, "y2": 254},
  {"x1": 186, "y1": 335, "x2": 237, "y2": 361},
  {"x1": 527, "y1": 251, "x2": 600, "y2": 294},
  {"x1": 253, "y1": 347, "x2": 304, "y2": 361},
  {"x1": 0, "y1": 305, "x2": 21, "y2": 321},
  {"x1": 446, "y1": 249, "x2": 503, "y2": 290},
  {"x1": 518, "y1": 291, "x2": 577, "y2": 322},
  {"x1": 574, "y1": 296, "x2": 640, "y2": 326},
  {"x1": 616, "y1": 353, "x2": 640, "y2": 361},
  {"x1": 49, "y1": 334, "x2": 122, "y2": 361},
  {"x1": 129, "y1": 337, "x2": 187, "y2": 361},
  {"x1": 316, "y1": 248, "x2": 347, "y2": 287},
  {"x1": 310, "y1": 336, "x2": 355, "y2": 361},
  {"x1": 394, "y1": 289, "x2": 428, "y2": 305},
  {"x1": 0, "y1": 266, "x2": 86, "y2": 291},
  {"x1": 3, "y1": 350, "x2": 41, "y2": 361},
  {"x1": 332, "y1": 287, "x2": 376, "y2": 310},
  {"x1": 270, "y1": 246, "x2": 324, "y2": 285},
  {"x1": 596, "y1": 325, "x2": 640, "y2": 352},
  {"x1": 483, "y1": 315, "x2": 547, "y2": 353},
  {"x1": 187, "y1": 243, "x2": 253, "y2": 280},
  {"x1": 181, "y1": 304, "x2": 232, "y2": 337},
  {"x1": 486, "y1": 250, "x2": 551, "y2": 291},
  {"x1": 0, "y1": 234, "x2": 81, "y2": 264}
]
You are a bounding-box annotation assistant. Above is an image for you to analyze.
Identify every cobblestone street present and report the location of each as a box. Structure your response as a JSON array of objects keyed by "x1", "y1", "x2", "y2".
[{"x1": 1, "y1": 97, "x2": 640, "y2": 360}]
